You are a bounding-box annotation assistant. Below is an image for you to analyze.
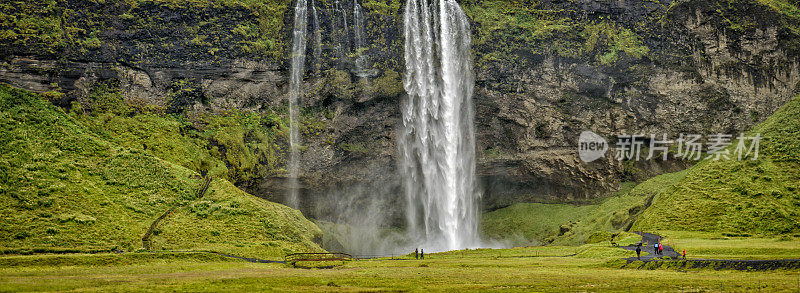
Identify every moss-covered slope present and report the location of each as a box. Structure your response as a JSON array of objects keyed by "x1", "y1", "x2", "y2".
[
  {"x1": 632, "y1": 95, "x2": 800, "y2": 234},
  {"x1": 0, "y1": 85, "x2": 322, "y2": 258},
  {"x1": 481, "y1": 172, "x2": 688, "y2": 245},
  {"x1": 71, "y1": 80, "x2": 296, "y2": 186}
]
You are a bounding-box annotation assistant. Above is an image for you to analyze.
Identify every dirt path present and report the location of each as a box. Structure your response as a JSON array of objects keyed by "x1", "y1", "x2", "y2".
[
  {"x1": 621, "y1": 232, "x2": 678, "y2": 261},
  {"x1": 617, "y1": 232, "x2": 800, "y2": 271},
  {"x1": 142, "y1": 176, "x2": 213, "y2": 250}
]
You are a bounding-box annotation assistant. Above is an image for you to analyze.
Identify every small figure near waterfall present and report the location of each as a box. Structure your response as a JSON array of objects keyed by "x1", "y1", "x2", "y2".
[
  {"x1": 415, "y1": 248, "x2": 419, "y2": 260},
  {"x1": 421, "y1": 249, "x2": 424, "y2": 260}
]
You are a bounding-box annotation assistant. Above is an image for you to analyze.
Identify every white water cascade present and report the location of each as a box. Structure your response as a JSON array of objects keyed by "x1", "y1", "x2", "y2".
[
  {"x1": 287, "y1": 0, "x2": 309, "y2": 209},
  {"x1": 353, "y1": 0, "x2": 366, "y2": 74},
  {"x1": 400, "y1": 0, "x2": 479, "y2": 251},
  {"x1": 332, "y1": 0, "x2": 349, "y2": 54},
  {"x1": 311, "y1": 0, "x2": 322, "y2": 70}
]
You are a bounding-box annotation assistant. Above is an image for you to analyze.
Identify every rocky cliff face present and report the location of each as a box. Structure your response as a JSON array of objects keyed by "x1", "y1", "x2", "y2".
[
  {"x1": 2, "y1": 0, "x2": 799, "y2": 214},
  {"x1": 469, "y1": 0, "x2": 800, "y2": 208}
]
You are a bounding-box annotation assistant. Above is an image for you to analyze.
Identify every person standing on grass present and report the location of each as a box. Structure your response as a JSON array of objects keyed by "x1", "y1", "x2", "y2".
[
  {"x1": 415, "y1": 248, "x2": 419, "y2": 260},
  {"x1": 421, "y1": 249, "x2": 424, "y2": 259},
  {"x1": 682, "y1": 249, "x2": 686, "y2": 260}
]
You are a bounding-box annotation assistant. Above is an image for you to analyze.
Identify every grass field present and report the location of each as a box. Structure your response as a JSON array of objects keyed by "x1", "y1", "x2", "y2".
[{"x1": 2, "y1": 244, "x2": 800, "y2": 292}]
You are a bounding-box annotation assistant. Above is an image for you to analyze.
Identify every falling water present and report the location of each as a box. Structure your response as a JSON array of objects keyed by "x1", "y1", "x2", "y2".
[
  {"x1": 332, "y1": 0, "x2": 349, "y2": 53},
  {"x1": 353, "y1": 0, "x2": 366, "y2": 74},
  {"x1": 311, "y1": 0, "x2": 322, "y2": 69},
  {"x1": 400, "y1": 0, "x2": 479, "y2": 251},
  {"x1": 341, "y1": 1, "x2": 349, "y2": 48},
  {"x1": 287, "y1": 0, "x2": 309, "y2": 209}
]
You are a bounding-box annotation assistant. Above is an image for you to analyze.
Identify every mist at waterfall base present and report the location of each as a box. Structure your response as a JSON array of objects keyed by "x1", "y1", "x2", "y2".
[
  {"x1": 287, "y1": 0, "x2": 514, "y2": 255},
  {"x1": 314, "y1": 181, "x2": 516, "y2": 256}
]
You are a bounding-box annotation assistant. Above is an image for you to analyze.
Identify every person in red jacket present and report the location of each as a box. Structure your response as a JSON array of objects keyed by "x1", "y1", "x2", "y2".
[{"x1": 658, "y1": 241, "x2": 664, "y2": 255}]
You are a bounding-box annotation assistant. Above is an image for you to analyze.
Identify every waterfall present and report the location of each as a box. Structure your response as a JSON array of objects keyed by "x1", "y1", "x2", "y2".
[
  {"x1": 400, "y1": 0, "x2": 479, "y2": 251},
  {"x1": 287, "y1": 0, "x2": 309, "y2": 209},
  {"x1": 332, "y1": 0, "x2": 349, "y2": 54},
  {"x1": 353, "y1": 0, "x2": 366, "y2": 74},
  {"x1": 311, "y1": 0, "x2": 322, "y2": 70},
  {"x1": 331, "y1": 0, "x2": 348, "y2": 60}
]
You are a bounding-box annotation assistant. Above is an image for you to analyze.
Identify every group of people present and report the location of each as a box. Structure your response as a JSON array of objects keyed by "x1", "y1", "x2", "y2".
[
  {"x1": 634, "y1": 240, "x2": 687, "y2": 260},
  {"x1": 634, "y1": 241, "x2": 664, "y2": 260},
  {"x1": 414, "y1": 248, "x2": 424, "y2": 259},
  {"x1": 654, "y1": 242, "x2": 664, "y2": 255}
]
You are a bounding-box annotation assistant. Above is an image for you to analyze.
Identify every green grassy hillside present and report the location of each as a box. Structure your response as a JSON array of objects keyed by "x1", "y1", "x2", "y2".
[
  {"x1": 71, "y1": 81, "x2": 293, "y2": 185},
  {"x1": 481, "y1": 171, "x2": 688, "y2": 245},
  {"x1": 632, "y1": 95, "x2": 800, "y2": 234},
  {"x1": 0, "y1": 85, "x2": 323, "y2": 259}
]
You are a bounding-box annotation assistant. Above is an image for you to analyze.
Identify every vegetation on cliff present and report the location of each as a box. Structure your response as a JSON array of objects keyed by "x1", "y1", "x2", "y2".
[
  {"x1": 0, "y1": 0, "x2": 291, "y2": 62},
  {"x1": 75, "y1": 81, "x2": 288, "y2": 183},
  {"x1": 465, "y1": 0, "x2": 651, "y2": 67},
  {"x1": 0, "y1": 85, "x2": 323, "y2": 258},
  {"x1": 66, "y1": 79, "x2": 341, "y2": 189}
]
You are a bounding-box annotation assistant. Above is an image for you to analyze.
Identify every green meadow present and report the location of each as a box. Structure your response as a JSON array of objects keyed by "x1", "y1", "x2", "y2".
[{"x1": 2, "y1": 243, "x2": 800, "y2": 292}]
